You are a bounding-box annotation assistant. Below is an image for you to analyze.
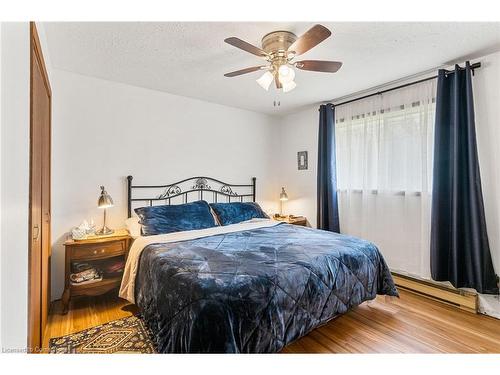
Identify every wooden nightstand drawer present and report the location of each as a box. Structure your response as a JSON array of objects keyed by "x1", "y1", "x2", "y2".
[{"x1": 71, "y1": 240, "x2": 125, "y2": 260}]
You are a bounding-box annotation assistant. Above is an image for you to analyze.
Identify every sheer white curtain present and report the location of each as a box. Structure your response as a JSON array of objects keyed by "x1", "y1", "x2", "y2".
[{"x1": 335, "y1": 80, "x2": 436, "y2": 278}]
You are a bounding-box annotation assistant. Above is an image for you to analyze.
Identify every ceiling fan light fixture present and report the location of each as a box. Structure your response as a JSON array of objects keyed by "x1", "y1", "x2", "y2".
[
  {"x1": 278, "y1": 65, "x2": 295, "y2": 84},
  {"x1": 224, "y1": 25, "x2": 340, "y2": 94},
  {"x1": 282, "y1": 80, "x2": 297, "y2": 93},
  {"x1": 256, "y1": 71, "x2": 274, "y2": 91}
]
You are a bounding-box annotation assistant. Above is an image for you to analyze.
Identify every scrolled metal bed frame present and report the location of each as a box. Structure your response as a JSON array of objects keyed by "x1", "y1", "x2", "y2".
[{"x1": 127, "y1": 175, "x2": 256, "y2": 218}]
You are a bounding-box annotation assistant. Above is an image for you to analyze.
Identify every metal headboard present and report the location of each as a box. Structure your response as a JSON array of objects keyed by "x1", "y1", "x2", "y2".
[{"x1": 127, "y1": 175, "x2": 256, "y2": 218}]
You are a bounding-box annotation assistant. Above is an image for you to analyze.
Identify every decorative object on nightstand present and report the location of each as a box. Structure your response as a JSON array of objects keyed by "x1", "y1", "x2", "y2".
[
  {"x1": 97, "y1": 185, "x2": 114, "y2": 235},
  {"x1": 71, "y1": 219, "x2": 96, "y2": 240},
  {"x1": 61, "y1": 229, "x2": 131, "y2": 314},
  {"x1": 279, "y1": 187, "x2": 288, "y2": 217}
]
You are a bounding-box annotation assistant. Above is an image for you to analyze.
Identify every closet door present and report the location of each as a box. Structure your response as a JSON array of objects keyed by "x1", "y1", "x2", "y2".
[
  {"x1": 28, "y1": 22, "x2": 51, "y2": 352},
  {"x1": 41, "y1": 90, "x2": 51, "y2": 338},
  {"x1": 28, "y1": 68, "x2": 43, "y2": 350}
]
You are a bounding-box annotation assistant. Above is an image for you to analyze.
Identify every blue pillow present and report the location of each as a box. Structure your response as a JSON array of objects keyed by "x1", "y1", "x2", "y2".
[
  {"x1": 135, "y1": 200, "x2": 216, "y2": 236},
  {"x1": 210, "y1": 202, "x2": 269, "y2": 226}
]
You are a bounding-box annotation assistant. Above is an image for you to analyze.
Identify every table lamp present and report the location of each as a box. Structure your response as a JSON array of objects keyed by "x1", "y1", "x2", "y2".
[
  {"x1": 279, "y1": 187, "x2": 288, "y2": 217},
  {"x1": 97, "y1": 185, "x2": 114, "y2": 235}
]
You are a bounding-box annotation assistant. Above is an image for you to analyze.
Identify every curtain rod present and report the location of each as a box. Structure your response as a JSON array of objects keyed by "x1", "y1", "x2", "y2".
[{"x1": 330, "y1": 62, "x2": 481, "y2": 108}]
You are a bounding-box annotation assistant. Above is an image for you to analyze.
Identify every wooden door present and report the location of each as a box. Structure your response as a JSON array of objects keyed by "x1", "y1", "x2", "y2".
[{"x1": 28, "y1": 22, "x2": 51, "y2": 352}]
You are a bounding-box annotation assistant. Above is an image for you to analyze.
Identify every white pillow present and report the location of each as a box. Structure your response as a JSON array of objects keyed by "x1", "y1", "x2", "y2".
[
  {"x1": 125, "y1": 216, "x2": 142, "y2": 238},
  {"x1": 209, "y1": 206, "x2": 221, "y2": 226}
]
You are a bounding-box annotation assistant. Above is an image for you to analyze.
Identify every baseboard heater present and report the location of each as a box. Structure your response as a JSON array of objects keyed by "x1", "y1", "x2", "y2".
[{"x1": 391, "y1": 272, "x2": 478, "y2": 314}]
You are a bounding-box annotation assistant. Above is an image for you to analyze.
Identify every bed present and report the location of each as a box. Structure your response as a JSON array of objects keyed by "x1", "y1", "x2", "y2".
[{"x1": 119, "y1": 176, "x2": 398, "y2": 353}]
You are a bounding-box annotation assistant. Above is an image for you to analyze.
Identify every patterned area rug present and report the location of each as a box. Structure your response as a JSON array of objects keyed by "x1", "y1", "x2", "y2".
[{"x1": 49, "y1": 315, "x2": 157, "y2": 354}]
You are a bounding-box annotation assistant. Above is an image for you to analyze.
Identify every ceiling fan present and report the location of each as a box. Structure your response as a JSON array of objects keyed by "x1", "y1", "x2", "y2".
[{"x1": 224, "y1": 24, "x2": 342, "y2": 93}]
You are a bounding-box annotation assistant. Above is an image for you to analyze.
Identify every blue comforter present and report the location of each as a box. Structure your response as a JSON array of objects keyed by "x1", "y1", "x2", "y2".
[{"x1": 135, "y1": 223, "x2": 398, "y2": 353}]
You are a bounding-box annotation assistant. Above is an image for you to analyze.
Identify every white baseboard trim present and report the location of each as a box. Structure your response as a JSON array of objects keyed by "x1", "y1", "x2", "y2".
[{"x1": 391, "y1": 272, "x2": 478, "y2": 314}]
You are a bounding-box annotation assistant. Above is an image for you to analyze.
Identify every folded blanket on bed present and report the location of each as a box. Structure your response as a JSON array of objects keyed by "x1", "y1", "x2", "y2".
[{"x1": 121, "y1": 219, "x2": 398, "y2": 353}]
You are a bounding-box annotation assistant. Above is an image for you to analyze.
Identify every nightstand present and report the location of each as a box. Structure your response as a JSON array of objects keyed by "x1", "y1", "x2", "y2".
[
  {"x1": 274, "y1": 215, "x2": 308, "y2": 226},
  {"x1": 61, "y1": 229, "x2": 132, "y2": 314}
]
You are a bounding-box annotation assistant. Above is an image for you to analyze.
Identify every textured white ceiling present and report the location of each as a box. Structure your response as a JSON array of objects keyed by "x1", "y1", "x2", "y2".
[{"x1": 42, "y1": 22, "x2": 500, "y2": 115}]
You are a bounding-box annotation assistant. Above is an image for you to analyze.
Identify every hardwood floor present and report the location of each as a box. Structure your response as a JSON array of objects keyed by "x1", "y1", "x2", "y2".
[{"x1": 43, "y1": 289, "x2": 500, "y2": 353}]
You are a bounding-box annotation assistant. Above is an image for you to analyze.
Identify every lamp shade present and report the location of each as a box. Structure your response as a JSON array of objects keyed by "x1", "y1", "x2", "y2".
[
  {"x1": 282, "y1": 80, "x2": 297, "y2": 93},
  {"x1": 98, "y1": 186, "x2": 114, "y2": 208},
  {"x1": 256, "y1": 71, "x2": 274, "y2": 91},
  {"x1": 278, "y1": 65, "x2": 295, "y2": 84},
  {"x1": 279, "y1": 187, "x2": 288, "y2": 201}
]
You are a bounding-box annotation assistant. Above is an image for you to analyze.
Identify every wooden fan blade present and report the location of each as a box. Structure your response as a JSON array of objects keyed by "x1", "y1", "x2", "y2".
[
  {"x1": 275, "y1": 74, "x2": 282, "y2": 89},
  {"x1": 288, "y1": 24, "x2": 331, "y2": 56},
  {"x1": 224, "y1": 37, "x2": 268, "y2": 57},
  {"x1": 224, "y1": 66, "x2": 267, "y2": 77},
  {"x1": 295, "y1": 60, "x2": 342, "y2": 73}
]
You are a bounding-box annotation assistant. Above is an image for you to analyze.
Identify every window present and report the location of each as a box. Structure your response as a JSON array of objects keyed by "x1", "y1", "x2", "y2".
[
  {"x1": 334, "y1": 79, "x2": 437, "y2": 278},
  {"x1": 336, "y1": 98, "x2": 435, "y2": 194}
]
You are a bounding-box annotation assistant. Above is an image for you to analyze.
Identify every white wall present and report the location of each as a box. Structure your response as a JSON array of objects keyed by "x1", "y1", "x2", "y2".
[
  {"x1": 474, "y1": 51, "x2": 500, "y2": 283},
  {"x1": 275, "y1": 107, "x2": 318, "y2": 227},
  {"x1": 0, "y1": 22, "x2": 30, "y2": 350},
  {"x1": 50, "y1": 69, "x2": 280, "y2": 299}
]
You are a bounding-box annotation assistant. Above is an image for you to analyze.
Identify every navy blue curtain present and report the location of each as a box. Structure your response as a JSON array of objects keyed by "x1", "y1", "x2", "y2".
[
  {"x1": 431, "y1": 62, "x2": 498, "y2": 294},
  {"x1": 317, "y1": 103, "x2": 340, "y2": 232}
]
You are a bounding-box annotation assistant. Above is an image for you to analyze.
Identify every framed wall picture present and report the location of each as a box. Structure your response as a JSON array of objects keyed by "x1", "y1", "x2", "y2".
[{"x1": 297, "y1": 151, "x2": 308, "y2": 170}]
